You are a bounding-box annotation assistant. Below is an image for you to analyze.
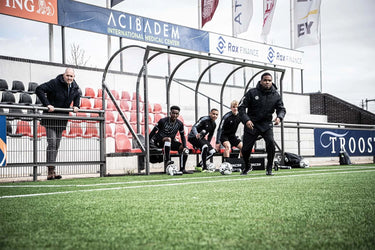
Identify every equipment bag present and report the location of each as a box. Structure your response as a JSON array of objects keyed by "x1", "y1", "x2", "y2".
[{"x1": 284, "y1": 152, "x2": 309, "y2": 168}]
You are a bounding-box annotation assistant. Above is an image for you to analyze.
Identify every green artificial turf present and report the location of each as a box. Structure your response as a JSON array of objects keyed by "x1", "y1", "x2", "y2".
[{"x1": 0, "y1": 165, "x2": 374, "y2": 249}]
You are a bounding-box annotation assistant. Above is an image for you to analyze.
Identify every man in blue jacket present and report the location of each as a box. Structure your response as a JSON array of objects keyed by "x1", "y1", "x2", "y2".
[
  {"x1": 238, "y1": 72, "x2": 286, "y2": 176},
  {"x1": 36, "y1": 68, "x2": 81, "y2": 180}
]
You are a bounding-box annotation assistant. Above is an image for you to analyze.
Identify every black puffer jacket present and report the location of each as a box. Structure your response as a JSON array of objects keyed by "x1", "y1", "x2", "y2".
[
  {"x1": 35, "y1": 74, "x2": 81, "y2": 128},
  {"x1": 238, "y1": 82, "x2": 286, "y2": 132},
  {"x1": 188, "y1": 116, "x2": 216, "y2": 143}
]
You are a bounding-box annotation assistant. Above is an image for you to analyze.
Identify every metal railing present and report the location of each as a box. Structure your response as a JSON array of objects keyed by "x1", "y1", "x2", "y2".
[{"x1": 0, "y1": 104, "x2": 105, "y2": 181}]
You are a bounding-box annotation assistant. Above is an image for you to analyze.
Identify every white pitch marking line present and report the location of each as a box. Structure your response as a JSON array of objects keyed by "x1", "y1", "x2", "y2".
[
  {"x1": 1, "y1": 169, "x2": 375, "y2": 199},
  {"x1": 1, "y1": 166, "x2": 374, "y2": 188}
]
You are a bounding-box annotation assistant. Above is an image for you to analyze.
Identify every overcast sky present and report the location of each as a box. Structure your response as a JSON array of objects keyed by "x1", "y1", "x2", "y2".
[{"x1": 1, "y1": 0, "x2": 375, "y2": 113}]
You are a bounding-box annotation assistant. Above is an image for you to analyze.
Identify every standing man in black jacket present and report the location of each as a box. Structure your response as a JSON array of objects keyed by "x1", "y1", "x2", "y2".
[
  {"x1": 188, "y1": 108, "x2": 219, "y2": 172},
  {"x1": 36, "y1": 68, "x2": 81, "y2": 180},
  {"x1": 238, "y1": 72, "x2": 286, "y2": 176}
]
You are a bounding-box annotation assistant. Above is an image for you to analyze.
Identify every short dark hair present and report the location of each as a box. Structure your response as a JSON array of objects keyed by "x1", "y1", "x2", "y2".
[
  {"x1": 210, "y1": 108, "x2": 218, "y2": 113},
  {"x1": 170, "y1": 105, "x2": 180, "y2": 112},
  {"x1": 261, "y1": 72, "x2": 272, "y2": 80}
]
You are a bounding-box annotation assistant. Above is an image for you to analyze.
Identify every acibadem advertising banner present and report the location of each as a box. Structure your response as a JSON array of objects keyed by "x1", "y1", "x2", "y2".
[
  {"x1": 314, "y1": 128, "x2": 375, "y2": 157},
  {"x1": 58, "y1": 0, "x2": 209, "y2": 53}
]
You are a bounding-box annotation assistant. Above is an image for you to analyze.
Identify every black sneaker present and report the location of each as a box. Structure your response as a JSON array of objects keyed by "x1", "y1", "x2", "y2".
[
  {"x1": 266, "y1": 170, "x2": 274, "y2": 176},
  {"x1": 241, "y1": 166, "x2": 253, "y2": 175}
]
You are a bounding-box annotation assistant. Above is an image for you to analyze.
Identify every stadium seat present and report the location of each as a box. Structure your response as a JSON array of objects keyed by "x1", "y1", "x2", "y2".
[
  {"x1": 115, "y1": 112, "x2": 127, "y2": 124},
  {"x1": 106, "y1": 100, "x2": 116, "y2": 111},
  {"x1": 115, "y1": 134, "x2": 133, "y2": 153},
  {"x1": 84, "y1": 87, "x2": 96, "y2": 98},
  {"x1": 66, "y1": 123, "x2": 83, "y2": 138},
  {"x1": 119, "y1": 100, "x2": 130, "y2": 112},
  {"x1": 153, "y1": 103, "x2": 163, "y2": 114},
  {"x1": 142, "y1": 114, "x2": 152, "y2": 124},
  {"x1": 97, "y1": 89, "x2": 108, "y2": 99},
  {"x1": 73, "y1": 112, "x2": 88, "y2": 123},
  {"x1": 1, "y1": 91, "x2": 16, "y2": 103},
  {"x1": 121, "y1": 91, "x2": 131, "y2": 101},
  {"x1": 153, "y1": 113, "x2": 165, "y2": 124},
  {"x1": 110, "y1": 90, "x2": 120, "y2": 100},
  {"x1": 83, "y1": 123, "x2": 99, "y2": 138},
  {"x1": 129, "y1": 111, "x2": 137, "y2": 124},
  {"x1": 27, "y1": 82, "x2": 38, "y2": 93},
  {"x1": 132, "y1": 92, "x2": 143, "y2": 102},
  {"x1": 105, "y1": 111, "x2": 115, "y2": 124},
  {"x1": 15, "y1": 120, "x2": 32, "y2": 137},
  {"x1": 177, "y1": 115, "x2": 184, "y2": 124},
  {"x1": 93, "y1": 99, "x2": 103, "y2": 109},
  {"x1": 35, "y1": 96, "x2": 42, "y2": 106},
  {"x1": 37, "y1": 122, "x2": 46, "y2": 137},
  {"x1": 80, "y1": 98, "x2": 92, "y2": 109},
  {"x1": 105, "y1": 124, "x2": 114, "y2": 138},
  {"x1": 11, "y1": 80, "x2": 25, "y2": 93},
  {"x1": 114, "y1": 123, "x2": 126, "y2": 135},
  {"x1": 130, "y1": 100, "x2": 138, "y2": 112},
  {"x1": 18, "y1": 93, "x2": 33, "y2": 105},
  {"x1": 0, "y1": 79, "x2": 8, "y2": 91},
  {"x1": 86, "y1": 112, "x2": 99, "y2": 123}
]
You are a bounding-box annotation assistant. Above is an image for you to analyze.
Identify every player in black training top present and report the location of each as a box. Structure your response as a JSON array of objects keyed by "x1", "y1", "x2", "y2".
[
  {"x1": 149, "y1": 105, "x2": 190, "y2": 173},
  {"x1": 216, "y1": 100, "x2": 243, "y2": 162},
  {"x1": 188, "y1": 108, "x2": 219, "y2": 171}
]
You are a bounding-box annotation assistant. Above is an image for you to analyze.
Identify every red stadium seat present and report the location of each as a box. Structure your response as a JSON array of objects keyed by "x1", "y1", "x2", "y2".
[
  {"x1": 97, "y1": 89, "x2": 108, "y2": 99},
  {"x1": 132, "y1": 92, "x2": 143, "y2": 102},
  {"x1": 142, "y1": 114, "x2": 152, "y2": 124},
  {"x1": 71, "y1": 112, "x2": 88, "y2": 123},
  {"x1": 106, "y1": 100, "x2": 116, "y2": 111},
  {"x1": 177, "y1": 115, "x2": 184, "y2": 124},
  {"x1": 115, "y1": 134, "x2": 132, "y2": 153},
  {"x1": 15, "y1": 120, "x2": 32, "y2": 137},
  {"x1": 114, "y1": 123, "x2": 126, "y2": 135},
  {"x1": 105, "y1": 124, "x2": 114, "y2": 138},
  {"x1": 83, "y1": 123, "x2": 99, "y2": 138},
  {"x1": 129, "y1": 111, "x2": 137, "y2": 124},
  {"x1": 115, "y1": 112, "x2": 127, "y2": 124},
  {"x1": 120, "y1": 100, "x2": 130, "y2": 112},
  {"x1": 80, "y1": 98, "x2": 92, "y2": 110},
  {"x1": 153, "y1": 113, "x2": 165, "y2": 124},
  {"x1": 66, "y1": 123, "x2": 83, "y2": 138},
  {"x1": 105, "y1": 111, "x2": 116, "y2": 124},
  {"x1": 110, "y1": 90, "x2": 120, "y2": 100},
  {"x1": 93, "y1": 99, "x2": 103, "y2": 109},
  {"x1": 121, "y1": 91, "x2": 131, "y2": 100},
  {"x1": 37, "y1": 122, "x2": 46, "y2": 138},
  {"x1": 153, "y1": 103, "x2": 163, "y2": 114},
  {"x1": 84, "y1": 87, "x2": 95, "y2": 98}
]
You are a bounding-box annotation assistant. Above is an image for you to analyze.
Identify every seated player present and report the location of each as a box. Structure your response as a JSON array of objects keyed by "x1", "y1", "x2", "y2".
[{"x1": 149, "y1": 105, "x2": 191, "y2": 173}]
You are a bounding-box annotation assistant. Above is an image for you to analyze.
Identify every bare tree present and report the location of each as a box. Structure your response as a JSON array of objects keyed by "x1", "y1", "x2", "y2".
[{"x1": 67, "y1": 43, "x2": 90, "y2": 66}]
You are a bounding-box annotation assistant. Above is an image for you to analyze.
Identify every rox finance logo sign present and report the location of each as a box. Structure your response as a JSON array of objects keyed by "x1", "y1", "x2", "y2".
[
  {"x1": 215, "y1": 36, "x2": 240, "y2": 55},
  {"x1": 1, "y1": 0, "x2": 58, "y2": 24}
]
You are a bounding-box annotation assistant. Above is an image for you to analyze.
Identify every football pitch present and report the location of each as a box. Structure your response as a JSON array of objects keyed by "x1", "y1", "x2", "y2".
[{"x1": 1, "y1": 165, "x2": 375, "y2": 249}]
